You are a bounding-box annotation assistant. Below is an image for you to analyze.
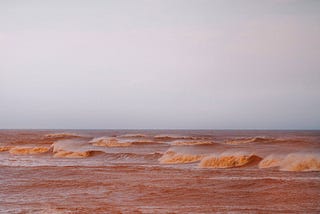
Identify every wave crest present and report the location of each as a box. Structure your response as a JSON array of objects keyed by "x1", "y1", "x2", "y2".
[
  {"x1": 119, "y1": 134, "x2": 147, "y2": 138},
  {"x1": 199, "y1": 152, "x2": 262, "y2": 168},
  {"x1": 225, "y1": 136, "x2": 307, "y2": 145},
  {"x1": 154, "y1": 135, "x2": 206, "y2": 141},
  {"x1": 53, "y1": 150, "x2": 92, "y2": 158},
  {"x1": 225, "y1": 137, "x2": 271, "y2": 145},
  {"x1": 159, "y1": 150, "x2": 204, "y2": 164},
  {"x1": 90, "y1": 137, "x2": 132, "y2": 147},
  {"x1": 171, "y1": 141, "x2": 213, "y2": 146},
  {"x1": 0, "y1": 146, "x2": 12, "y2": 152},
  {"x1": 9, "y1": 147, "x2": 50, "y2": 155},
  {"x1": 45, "y1": 133, "x2": 81, "y2": 139}
]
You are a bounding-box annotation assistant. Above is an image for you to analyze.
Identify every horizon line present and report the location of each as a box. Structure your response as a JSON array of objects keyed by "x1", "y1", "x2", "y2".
[{"x1": 0, "y1": 128, "x2": 319, "y2": 131}]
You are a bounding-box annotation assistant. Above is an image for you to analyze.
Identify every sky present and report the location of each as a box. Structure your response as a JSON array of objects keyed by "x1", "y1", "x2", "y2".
[{"x1": 0, "y1": 0, "x2": 320, "y2": 129}]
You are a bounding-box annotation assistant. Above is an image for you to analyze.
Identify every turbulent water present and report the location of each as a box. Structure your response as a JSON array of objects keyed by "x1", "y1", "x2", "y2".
[{"x1": 0, "y1": 130, "x2": 319, "y2": 213}]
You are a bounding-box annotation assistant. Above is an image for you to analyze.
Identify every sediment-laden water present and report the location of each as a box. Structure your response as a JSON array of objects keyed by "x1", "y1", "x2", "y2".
[{"x1": 0, "y1": 130, "x2": 319, "y2": 213}]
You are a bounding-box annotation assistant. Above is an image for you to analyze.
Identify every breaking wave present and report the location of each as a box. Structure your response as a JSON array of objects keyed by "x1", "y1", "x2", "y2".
[
  {"x1": 1, "y1": 131, "x2": 319, "y2": 173},
  {"x1": 90, "y1": 137, "x2": 132, "y2": 147},
  {"x1": 154, "y1": 134, "x2": 207, "y2": 141},
  {"x1": 259, "y1": 153, "x2": 320, "y2": 172},
  {"x1": 45, "y1": 133, "x2": 81, "y2": 139},
  {"x1": 53, "y1": 150, "x2": 93, "y2": 158},
  {"x1": 159, "y1": 150, "x2": 205, "y2": 164},
  {"x1": 52, "y1": 148, "x2": 162, "y2": 160},
  {"x1": 171, "y1": 141, "x2": 213, "y2": 146},
  {"x1": 0, "y1": 146, "x2": 12, "y2": 152},
  {"x1": 129, "y1": 140, "x2": 162, "y2": 145},
  {"x1": 50, "y1": 140, "x2": 93, "y2": 158},
  {"x1": 118, "y1": 134, "x2": 147, "y2": 138},
  {"x1": 199, "y1": 152, "x2": 262, "y2": 168},
  {"x1": 90, "y1": 137, "x2": 159, "y2": 147},
  {"x1": 50, "y1": 139, "x2": 162, "y2": 160},
  {"x1": 225, "y1": 137, "x2": 272, "y2": 145},
  {"x1": 258, "y1": 154, "x2": 283, "y2": 169},
  {"x1": 225, "y1": 136, "x2": 307, "y2": 145},
  {"x1": 9, "y1": 147, "x2": 50, "y2": 155},
  {"x1": 104, "y1": 152, "x2": 163, "y2": 161},
  {"x1": 281, "y1": 153, "x2": 320, "y2": 172}
]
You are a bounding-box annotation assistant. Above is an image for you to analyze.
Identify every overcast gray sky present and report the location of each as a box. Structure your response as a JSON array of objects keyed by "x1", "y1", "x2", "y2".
[{"x1": 0, "y1": 0, "x2": 319, "y2": 129}]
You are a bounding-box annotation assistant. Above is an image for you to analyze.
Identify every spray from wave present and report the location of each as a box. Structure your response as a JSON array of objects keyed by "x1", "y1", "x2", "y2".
[
  {"x1": 259, "y1": 153, "x2": 320, "y2": 172},
  {"x1": 280, "y1": 153, "x2": 320, "y2": 171},
  {"x1": 258, "y1": 154, "x2": 283, "y2": 169}
]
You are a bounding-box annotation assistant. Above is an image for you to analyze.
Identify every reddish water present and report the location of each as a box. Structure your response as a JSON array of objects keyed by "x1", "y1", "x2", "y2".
[{"x1": 0, "y1": 130, "x2": 319, "y2": 213}]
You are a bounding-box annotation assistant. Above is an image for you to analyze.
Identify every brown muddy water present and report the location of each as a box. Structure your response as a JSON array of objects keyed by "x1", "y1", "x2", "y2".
[{"x1": 0, "y1": 130, "x2": 319, "y2": 213}]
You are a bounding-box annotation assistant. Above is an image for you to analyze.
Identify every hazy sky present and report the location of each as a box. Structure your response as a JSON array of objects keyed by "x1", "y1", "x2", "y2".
[{"x1": 1, "y1": 0, "x2": 320, "y2": 129}]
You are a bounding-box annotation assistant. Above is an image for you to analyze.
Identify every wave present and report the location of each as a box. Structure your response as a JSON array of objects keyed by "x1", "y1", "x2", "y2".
[
  {"x1": 45, "y1": 133, "x2": 81, "y2": 139},
  {"x1": 170, "y1": 140, "x2": 213, "y2": 146},
  {"x1": 130, "y1": 140, "x2": 162, "y2": 145},
  {"x1": 225, "y1": 137, "x2": 272, "y2": 145},
  {"x1": 104, "y1": 152, "x2": 163, "y2": 161},
  {"x1": 118, "y1": 134, "x2": 147, "y2": 138},
  {"x1": 258, "y1": 154, "x2": 283, "y2": 169},
  {"x1": 281, "y1": 153, "x2": 320, "y2": 172},
  {"x1": 52, "y1": 148, "x2": 162, "y2": 160},
  {"x1": 8, "y1": 147, "x2": 50, "y2": 155},
  {"x1": 0, "y1": 146, "x2": 12, "y2": 152},
  {"x1": 159, "y1": 150, "x2": 204, "y2": 164},
  {"x1": 50, "y1": 139, "x2": 96, "y2": 158},
  {"x1": 259, "y1": 153, "x2": 320, "y2": 172},
  {"x1": 53, "y1": 150, "x2": 93, "y2": 158},
  {"x1": 51, "y1": 140, "x2": 85, "y2": 152},
  {"x1": 50, "y1": 138, "x2": 162, "y2": 160},
  {"x1": 199, "y1": 152, "x2": 262, "y2": 168},
  {"x1": 154, "y1": 134, "x2": 207, "y2": 141},
  {"x1": 90, "y1": 137, "x2": 132, "y2": 147},
  {"x1": 225, "y1": 136, "x2": 308, "y2": 145},
  {"x1": 89, "y1": 137, "x2": 159, "y2": 147}
]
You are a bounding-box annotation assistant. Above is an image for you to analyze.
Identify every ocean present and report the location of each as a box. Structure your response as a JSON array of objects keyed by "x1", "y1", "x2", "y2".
[{"x1": 0, "y1": 130, "x2": 319, "y2": 213}]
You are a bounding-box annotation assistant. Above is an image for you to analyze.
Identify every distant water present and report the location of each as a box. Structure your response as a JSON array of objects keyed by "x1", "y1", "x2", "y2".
[{"x1": 0, "y1": 130, "x2": 319, "y2": 213}]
